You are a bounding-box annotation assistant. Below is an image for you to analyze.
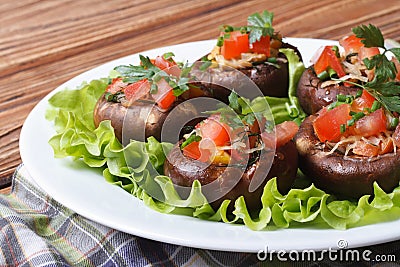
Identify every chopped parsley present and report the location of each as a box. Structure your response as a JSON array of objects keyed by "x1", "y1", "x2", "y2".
[
  {"x1": 217, "y1": 10, "x2": 277, "y2": 46},
  {"x1": 113, "y1": 53, "x2": 192, "y2": 97},
  {"x1": 180, "y1": 134, "x2": 202, "y2": 149},
  {"x1": 351, "y1": 24, "x2": 400, "y2": 113},
  {"x1": 247, "y1": 10, "x2": 275, "y2": 43},
  {"x1": 206, "y1": 91, "x2": 272, "y2": 132}
]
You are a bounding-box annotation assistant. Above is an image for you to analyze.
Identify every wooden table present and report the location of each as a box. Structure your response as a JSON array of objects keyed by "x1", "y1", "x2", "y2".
[{"x1": 1, "y1": 0, "x2": 400, "y2": 194}]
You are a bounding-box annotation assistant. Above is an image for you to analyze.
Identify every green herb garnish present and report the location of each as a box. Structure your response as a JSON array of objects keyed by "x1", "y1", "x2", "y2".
[
  {"x1": 162, "y1": 52, "x2": 175, "y2": 61},
  {"x1": 347, "y1": 112, "x2": 365, "y2": 127},
  {"x1": 181, "y1": 134, "x2": 202, "y2": 149},
  {"x1": 114, "y1": 55, "x2": 160, "y2": 83},
  {"x1": 217, "y1": 10, "x2": 276, "y2": 46},
  {"x1": 351, "y1": 24, "x2": 400, "y2": 113},
  {"x1": 199, "y1": 56, "x2": 212, "y2": 71},
  {"x1": 247, "y1": 10, "x2": 275, "y2": 43},
  {"x1": 104, "y1": 91, "x2": 124, "y2": 103},
  {"x1": 114, "y1": 53, "x2": 192, "y2": 97},
  {"x1": 340, "y1": 124, "x2": 346, "y2": 134},
  {"x1": 206, "y1": 91, "x2": 272, "y2": 132}
]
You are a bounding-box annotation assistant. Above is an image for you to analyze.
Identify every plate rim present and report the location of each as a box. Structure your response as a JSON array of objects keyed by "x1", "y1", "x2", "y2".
[{"x1": 19, "y1": 38, "x2": 400, "y2": 253}]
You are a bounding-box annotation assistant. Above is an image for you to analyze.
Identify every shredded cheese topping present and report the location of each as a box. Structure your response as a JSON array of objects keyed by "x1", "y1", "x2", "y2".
[
  {"x1": 325, "y1": 132, "x2": 396, "y2": 158},
  {"x1": 207, "y1": 46, "x2": 279, "y2": 69}
]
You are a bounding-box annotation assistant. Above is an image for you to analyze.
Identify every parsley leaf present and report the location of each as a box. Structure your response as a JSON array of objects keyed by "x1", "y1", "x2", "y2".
[
  {"x1": 350, "y1": 24, "x2": 400, "y2": 113},
  {"x1": 163, "y1": 52, "x2": 175, "y2": 60},
  {"x1": 375, "y1": 95, "x2": 400, "y2": 113},
  {"x1": 247, "y1": 10, "x2": 274, "y2": 43},
  {"x1": 352, "y1": 24, "x2": 399, "y2": 80},
  {"x1": 114, "y1": 53, "x2": 192, "y2": 97},
  {"x1": 228, "y1": 91, "x2": 240, "y2": 113},
  {"x1": 365, "y1": 77, "x2": 400, "y2": 96},
  {"x1": 210, "y1": 92, "x2": 274, "y2": 131},
  {"x1": 115, "y1": 55, "x2": 160, "y2": 83},
  {"x1": 215, "y1": 10, "x2": 275, "y2": 47},
  {"x1": 352, "y1": 24, "x2": 384, "y2": 48},
  {"x1": 242, "y1": 113, "x2": 256, "y2": 126},
  {"x1": 363, "y1": 76, "x2": 400, "y2": 112},
  {"x1": 247, "y1": 10, "x2": 274, "y2": 30},
  {"x1": 363, "y1": 55, "x2": 397, "y2": 79},
  {"x1": 390, "y1": 47, "x2": 400, "y2": 61}
]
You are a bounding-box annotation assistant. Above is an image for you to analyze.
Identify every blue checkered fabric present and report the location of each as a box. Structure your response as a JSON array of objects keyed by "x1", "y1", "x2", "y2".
[{"x1": 0, "y1": 164, "x2": 399, "y2": 266}]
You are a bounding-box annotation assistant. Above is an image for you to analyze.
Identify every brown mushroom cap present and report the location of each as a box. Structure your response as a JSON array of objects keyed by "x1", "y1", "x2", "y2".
[
  {"x1": 294, "y1": 115, "x2": 400, "y2": 199},
  {"x1": 163, "y1": 141, "x2": 298, "y2": 211},
  {"x1": 297, "y1": 68, "x2": 360, "y2": 115},
  {"x1": 93, "y1": 84, "x2": 213, "y2": 144},
  {"x1": 93, "y1": 94, "x2": 172, "y2": 144},
  {"x1": 242, "y1": 42, "x2": 302, "y2": 98},
  {"x1": 190, "y1": 42, "x2": 302, "y2": 102}
]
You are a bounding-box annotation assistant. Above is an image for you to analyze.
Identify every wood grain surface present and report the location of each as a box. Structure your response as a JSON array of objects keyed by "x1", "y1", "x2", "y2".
[{"x1": 1, "y1": 0, "x2": 400, "y2": 193}]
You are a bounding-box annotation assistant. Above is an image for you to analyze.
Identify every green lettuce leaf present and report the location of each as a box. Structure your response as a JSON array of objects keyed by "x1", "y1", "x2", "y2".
[
  {"x1": 46, "y1": 65, "x2": 400, "y2": 231},
  {"x1": 241, "y1": 48, "x2": 307, "y2": 126}
]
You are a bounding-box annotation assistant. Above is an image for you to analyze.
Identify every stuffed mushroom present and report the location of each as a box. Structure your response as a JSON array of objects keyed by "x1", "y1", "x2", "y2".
[
  {"x1": 295, "y1": 25, "x2": 400, "y2": 198},
  {"x1": 93, "y1": 54, "x2": 212, "y2": 144},
  {"x1": 295, "y1": 89, "x2": 400, "y2": 198},
  {"x1": 191, "y1": 11, "x2": 302, "y2": 101},
  {"x1": 297, "y1": 34, "x2": 383, "y2": 115},
  {"x1": 163, "y1": 112, "x2": 299, "y2": 211}
]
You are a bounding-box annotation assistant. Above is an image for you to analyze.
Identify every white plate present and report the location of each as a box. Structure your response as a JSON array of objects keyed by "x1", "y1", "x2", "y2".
[{"x1": 19, "y1": 38, "x2": 400, "y2": 253}]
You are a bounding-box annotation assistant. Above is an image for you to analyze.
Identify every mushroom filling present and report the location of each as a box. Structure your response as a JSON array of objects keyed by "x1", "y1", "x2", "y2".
[
  {"x1": 180, "y1": 114, "x2": 266, "y2": 167},
  {"x1": 207, "y1": 37, "x2": 284, "y2": 70},
  {"x1": 325, "y1": 133, "x2": 397, "y2": 158}
]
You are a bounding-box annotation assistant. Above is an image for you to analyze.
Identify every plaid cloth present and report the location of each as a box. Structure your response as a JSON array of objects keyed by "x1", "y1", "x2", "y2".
[{"x1": 0, "y1": 164, "x2": 399, "y2": 267}]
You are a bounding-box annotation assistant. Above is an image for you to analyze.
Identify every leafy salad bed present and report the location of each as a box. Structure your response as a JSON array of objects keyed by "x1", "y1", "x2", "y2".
[{"x1": 45, "y1": 48, "x2": 400, "y2": 231}]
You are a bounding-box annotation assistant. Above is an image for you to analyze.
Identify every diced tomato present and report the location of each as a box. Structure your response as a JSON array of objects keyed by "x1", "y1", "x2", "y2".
[
  {"x1": 313, "y1": 46, "x2": 329, "y2": 74},
  {"x1": 182, "y1": 141, "x2": 201, "y2": 160},
  {"x1": 314, "y1": 46, "x2": 346, "y2": 77},
  {"x1": 275, "y1": 121, "x2": 299, "y2": 147},
  {"x1": 153, "y1": 55, "x2": 181, "y2": 77},
  {"x1": 157, "y1": 90, "x2": 175, "y2": 109},
  {"x1": 106, "y1": 78, "x2": 127, "y2": 94},
  {"x1": 251, "y1": 35, "x2": 270, "y2": 57},
  {"x1": 339, "y1": 35, "x2": 380, "y2": 61},
  {"x1": 379, "y1": 138, "x2": 394, "y2": 154},
  {"x1": 123, "y1": 79, "x2": 150, "y2": 102},
  {"x1": 313, "y1": 104, "x2": 352, "y2": 142},
  {"x1": 350, "y1": 108, "x2": 387, "y2": 137},
  {"x1": 198, "y1": 138, "x2": 216, "y2": 162},
  {"x1": 151, "y1": 78, "x2": 176, "y2": 109},
  {"x1": 260, "y1": 130, "x2": 275, "y2": 149},
  {"x1": 339, "y1": 35, "x2": 364, "y2": 55},
  {"x1": 182, "y1": 139, "x2": 216, "y2": 163},
  {"x1": 351, "y1": 89, "x2": 375, "y2": 113},
  {"x1": 198, "y1": 117, "x2": 230, "y2": 146},
  {"x1": 153, "y1": 55, "x2": 176, "y2": 69},
  {"x1": 352, "y1": 140, "x2": 380, "y2": 157},
  {"x1": 221, "y1": 31, "x2": 249, "y2": 60},
  {"x1": 358, "y1": 46, "x2": 380, "y2": 61},
  {"x1": 261, "y1": 121, "x2": 299, "y2": 148}
]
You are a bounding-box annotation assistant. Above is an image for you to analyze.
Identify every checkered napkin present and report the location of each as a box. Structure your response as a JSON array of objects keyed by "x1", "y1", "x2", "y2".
[
  {"x1": 0, "y1": 165, "x2": 261, "y2": 267},
  {"x1": 0, "y1": 164, "x2": 399, "y2": 267}
]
